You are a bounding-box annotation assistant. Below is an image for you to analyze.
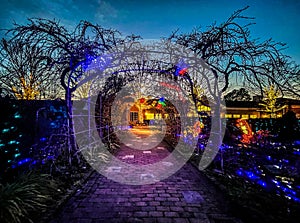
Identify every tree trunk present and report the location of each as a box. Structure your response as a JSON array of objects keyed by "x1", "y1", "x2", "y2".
[
  {"x1": 198, "y1": 98, "x2": 224, "y2": 171},
  {"x1": 65, "y1": 84, "x2": 78, "y2": 166}
]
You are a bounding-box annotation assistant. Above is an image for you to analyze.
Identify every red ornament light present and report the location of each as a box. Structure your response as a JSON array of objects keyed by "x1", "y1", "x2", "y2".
[
  {"x1": 139, "y1": 98, "x2": 145, "y2": 103},
  {"x1": 179, "y1": 67, "x2": 188, "y2": 76},
  {"x1": 156, "y1": 104, "x2": 162, "y2": 109}
]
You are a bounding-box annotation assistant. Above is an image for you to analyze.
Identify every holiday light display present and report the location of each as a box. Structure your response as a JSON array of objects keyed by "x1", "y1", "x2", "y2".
[
  {"x1": 158, "y1": 97, "x2": 166, "y2": 107},
  {"x1": 159, "y1": 82, "x2": 186, "y2": 102},
  {"x1": 0, "y1": 101, "x2": 23, "y2": 173},
  {"x1": 178, "y1": 67, "x2": 188, "y2": 76},
  {"x1": 193, "y1": 121, "x2": 204, "y2": 136},
  {"x1": 236, "y1": 119, "x2": 253, "y2": 144},
  {"x1": 11, "y1": 74, "x2": 40, "y2": 100},
  {"x1": 258, "y1": 85, "x2": 287, "y2": 117},
  {"x1": 175, "y1": 59, "x2": 188, "y2": 76},
  {"x1": 139, "y1": 98, "x2": 145, "y2": 104}
]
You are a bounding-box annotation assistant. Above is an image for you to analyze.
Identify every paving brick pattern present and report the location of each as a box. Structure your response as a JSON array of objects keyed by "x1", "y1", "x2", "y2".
[{"x1": 50, "y1": 128, "x2": 242, "y2": 223}]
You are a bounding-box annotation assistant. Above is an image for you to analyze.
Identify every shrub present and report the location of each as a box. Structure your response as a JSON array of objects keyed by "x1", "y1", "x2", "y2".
[{"x1": 0, "y1": 171, "x2": 61, "y2": 223}]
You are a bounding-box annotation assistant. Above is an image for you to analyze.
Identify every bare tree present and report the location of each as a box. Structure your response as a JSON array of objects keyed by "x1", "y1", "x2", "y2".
[
  {"x1": 5, "y1": 18, "x2": 129, "y2": 97},
  {"x1": 224, "y1": 88, "x2": 251, "y2": 101},
  {"x1": 258, "y1": 85, "x2": 286, "y2": 118},
  {"x1": 168, "y1": 6, "x2": 300, "y2": 171},
  {"x1": 0, "y1": 39, "x2": 62, "y2": 99},
  {"x1": 170, "y1": 6, "x2": 300, "y2": 99},
  {"x1": 2, "y1": 18, "x2": 131, "y2": 163}
]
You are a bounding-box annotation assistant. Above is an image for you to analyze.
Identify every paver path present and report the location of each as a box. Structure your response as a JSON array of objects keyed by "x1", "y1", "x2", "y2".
[{"x1": 50, "y1": 127, "x2": 242, "y2": 223}]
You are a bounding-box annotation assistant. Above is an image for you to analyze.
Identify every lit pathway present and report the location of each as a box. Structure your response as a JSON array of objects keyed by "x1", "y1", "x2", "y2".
[{"x1": 49, "y1": 127, "x2": 242, "y2": 223}]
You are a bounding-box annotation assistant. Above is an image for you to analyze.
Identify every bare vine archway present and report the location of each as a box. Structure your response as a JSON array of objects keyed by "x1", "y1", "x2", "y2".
[{"x1": 72, "y1": 39, "x2": 226, "y2": 185}]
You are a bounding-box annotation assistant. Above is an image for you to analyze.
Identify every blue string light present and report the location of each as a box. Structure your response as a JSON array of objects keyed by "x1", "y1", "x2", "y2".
[
  {"x1": 14, "y1": 153, "x2": 21, "y2": 158},
  {"x1": 175, "y1": 59, "x2": 188, "y2": 76},
  {"x1": 18, "y1": 158, "x2": 31, "y2": 166},
  {"x1": 2, "y1": 128, "x2": 9, "y2": 133},
  {"x1": 14, "y1": 112, "x2": 21, "y2": 118}
]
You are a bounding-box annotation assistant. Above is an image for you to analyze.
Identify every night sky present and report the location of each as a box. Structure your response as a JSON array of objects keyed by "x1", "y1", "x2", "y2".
[{"x1": 0, "y1": 0, "x2": 299, "y2": 63}]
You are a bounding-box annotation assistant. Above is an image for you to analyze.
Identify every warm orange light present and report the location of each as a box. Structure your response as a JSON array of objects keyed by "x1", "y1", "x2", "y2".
[{"x1": 236, "y1": 119, "x2": 253, "y2": 144}]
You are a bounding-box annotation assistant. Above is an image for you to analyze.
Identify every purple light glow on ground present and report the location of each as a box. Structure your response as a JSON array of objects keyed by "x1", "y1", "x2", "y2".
[{"x1": 114, "y1": 126, "x2": 172, "y2": 165}]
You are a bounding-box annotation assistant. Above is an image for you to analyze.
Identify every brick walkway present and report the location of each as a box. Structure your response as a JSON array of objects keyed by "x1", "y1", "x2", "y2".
[{"x1": 50, "y1": 127, "x2": 242, "y2": 223}]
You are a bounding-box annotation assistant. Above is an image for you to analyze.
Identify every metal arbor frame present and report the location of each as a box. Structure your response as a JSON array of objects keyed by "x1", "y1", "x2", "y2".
[{"x1": 71, "y1": 40, "x2": 226, "y2": 171}]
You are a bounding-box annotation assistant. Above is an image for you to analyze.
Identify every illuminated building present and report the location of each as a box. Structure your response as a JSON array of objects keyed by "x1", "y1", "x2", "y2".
[{"x1": 223, "y1": 98, "x2": 300, "y2": 119}]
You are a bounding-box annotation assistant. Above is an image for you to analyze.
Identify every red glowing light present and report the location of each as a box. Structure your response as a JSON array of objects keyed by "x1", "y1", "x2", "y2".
[
  {"x1": 139, "y1": 98, "x2": 145, "y2": 103},
  {"x1": 179, "y1": 67, "x2": 188, "y2": 76},
  {"x1": 193, "y1": 121, "x2": 204, "y2": 136},
  {"x1": 236, "y1": 119, "x2": 253, "y2": 144}
]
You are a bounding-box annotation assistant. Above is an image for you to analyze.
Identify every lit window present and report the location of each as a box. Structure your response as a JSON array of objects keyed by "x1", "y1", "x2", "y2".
[
  {"x1": 225, "y1": 114, "x2": 232, "y2": 118},
  {"x1": 250, "y1": 115, "x2": 257, "y2": 119},
  {"x1": 130, "y1": 112, "x2": 138, "y2": 121},
  {"x1": 233, "y1": 114, "x2": 240, "y2": 118},
  {"x1": 145, "y1": 113, "x2": 154, "y2": 120},
  {"x1": 242, "y1": 114, "x2": 249, "y2": 119}
]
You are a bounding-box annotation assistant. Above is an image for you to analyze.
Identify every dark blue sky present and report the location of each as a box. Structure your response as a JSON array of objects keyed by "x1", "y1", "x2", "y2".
[{"x1": 1, "y1": 0, "x2": 299, "y2": 62}]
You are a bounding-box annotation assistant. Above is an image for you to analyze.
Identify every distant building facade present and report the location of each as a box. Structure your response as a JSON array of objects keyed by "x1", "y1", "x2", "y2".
[{"x1": 224, "y1": 98, "x2": 300, "y2": 119}]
